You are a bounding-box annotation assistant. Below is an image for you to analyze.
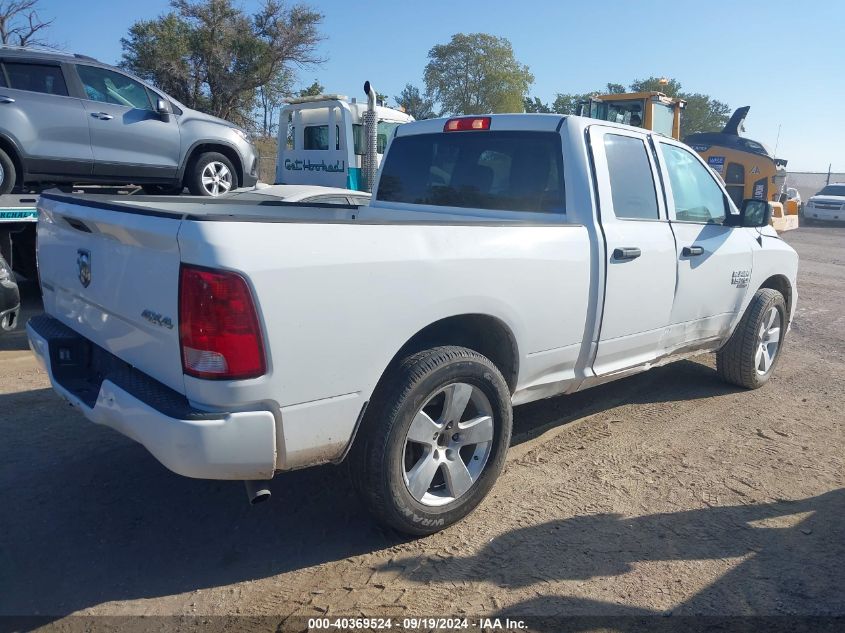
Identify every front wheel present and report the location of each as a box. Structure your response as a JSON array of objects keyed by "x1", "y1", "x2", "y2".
[
  {"x1": 717, "y1": 288, "x2": 787, "y2": 389},
  {"x1": 350, "y1": 346, "x2": 512, "y2": 535},
  {"x1": 186, "y1": 152, "x2": 237, "y2": 196}
]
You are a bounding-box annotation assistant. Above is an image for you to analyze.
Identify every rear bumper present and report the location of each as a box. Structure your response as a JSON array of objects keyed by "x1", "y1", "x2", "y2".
[{"x1": 26, "y1": 315, "x2": 277, "y2": 480}]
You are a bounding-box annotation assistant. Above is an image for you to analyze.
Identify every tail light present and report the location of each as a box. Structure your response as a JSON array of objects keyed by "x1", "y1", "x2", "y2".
[
  {"x1": 444, "y1": 117, "x2": 491, "y2": 132},
  {"x1": 179, "y1": 264, "x2": 266, "y2": 380}
]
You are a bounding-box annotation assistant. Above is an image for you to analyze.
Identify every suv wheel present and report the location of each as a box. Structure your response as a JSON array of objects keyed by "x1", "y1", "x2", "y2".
[
  {"x1": 0, "y1": 148, "x2": 17, "y2": 195},
  {"x1": 186, "y1": 152, "x2": 237, "y2": 196}
]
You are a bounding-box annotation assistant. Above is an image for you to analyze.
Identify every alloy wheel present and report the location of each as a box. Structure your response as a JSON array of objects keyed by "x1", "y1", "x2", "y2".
[{"x1": 402, "y1": 382, "x2": 494, "y2": 507}]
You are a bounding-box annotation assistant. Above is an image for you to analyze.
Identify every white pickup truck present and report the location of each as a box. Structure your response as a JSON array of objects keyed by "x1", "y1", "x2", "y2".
[{"x1": 27, "y1": 114, "x2": 798, "y2": 535}]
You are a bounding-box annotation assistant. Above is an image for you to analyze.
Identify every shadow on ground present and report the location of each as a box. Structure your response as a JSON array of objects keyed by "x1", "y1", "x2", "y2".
[
  {"x1": 387, "y1": 490, "x2": 845, "y2": 623},
  {"x1": 0, "y1": 353, "x2": 755, "y2": 617}
]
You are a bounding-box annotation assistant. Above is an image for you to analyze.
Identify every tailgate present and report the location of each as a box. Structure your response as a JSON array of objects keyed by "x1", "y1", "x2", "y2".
[{"x1": 37, "y1": 195, "x2": 186, "y2": 394}]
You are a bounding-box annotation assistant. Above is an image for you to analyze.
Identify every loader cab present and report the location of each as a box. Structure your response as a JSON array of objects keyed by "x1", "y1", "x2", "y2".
[
  {"x1": 276, "y1": 95, "x2": 413, "y2": 191},
  {"x1": 579, "y1": 92, "x2": 685, "y2": 139}
]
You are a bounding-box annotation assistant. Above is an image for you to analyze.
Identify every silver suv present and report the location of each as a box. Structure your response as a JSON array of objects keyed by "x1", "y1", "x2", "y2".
[{"x1": 0, "y1": 46, "x2": 258, "y2": 196}]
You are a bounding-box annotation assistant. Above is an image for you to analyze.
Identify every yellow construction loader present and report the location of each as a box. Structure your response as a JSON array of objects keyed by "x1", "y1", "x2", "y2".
[{"x1": 685, "y1": 107, "x2": 798, "y2": 231}]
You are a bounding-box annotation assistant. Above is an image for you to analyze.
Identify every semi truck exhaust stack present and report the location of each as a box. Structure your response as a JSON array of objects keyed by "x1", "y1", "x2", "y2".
[{"x1": 363, "y1": 81, "x2": 378, "y2": 192}]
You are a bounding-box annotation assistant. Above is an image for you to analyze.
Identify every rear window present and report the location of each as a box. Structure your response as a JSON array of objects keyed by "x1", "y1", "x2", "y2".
[
  {"x1": 4, "y1": 62, "x2": 68, "y2": 96},
  {"x1": 376, "y1": 131, "x2": 565, "y2": 213}
]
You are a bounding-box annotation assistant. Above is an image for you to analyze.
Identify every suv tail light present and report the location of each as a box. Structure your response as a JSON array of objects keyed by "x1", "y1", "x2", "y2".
[{"x1": 179, "y1": 264, "x2": 266, "y2": 380}]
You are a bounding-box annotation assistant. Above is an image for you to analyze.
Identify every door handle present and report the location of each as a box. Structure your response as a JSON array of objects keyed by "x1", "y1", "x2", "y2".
[
  {"x1": 682, "y1": 245, "x2": 705, "y2": 257},
  {"x1": 612, "y1": 247, "x2": 641, "y2": 261},
  {"x1": 91, "y1": 112, "x2": 113, "y2": 120},
  {"x1": 0, "y1": 96, "x2": 15, "y2": 104}
]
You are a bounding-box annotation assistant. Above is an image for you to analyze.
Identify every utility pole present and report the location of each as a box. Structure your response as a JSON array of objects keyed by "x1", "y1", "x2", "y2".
[{"x1": 827, "y1": 163, "x2": 832, "y2": 185}]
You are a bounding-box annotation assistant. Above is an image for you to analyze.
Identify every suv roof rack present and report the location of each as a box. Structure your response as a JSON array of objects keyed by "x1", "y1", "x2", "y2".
[{"x1": 0, "y1": 44, "x2": 99, "y2": 62}]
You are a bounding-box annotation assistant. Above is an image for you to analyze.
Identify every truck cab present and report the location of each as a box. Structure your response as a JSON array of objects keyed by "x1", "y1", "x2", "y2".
[{"x1": 276, "y1": 93, "x2": 413, "y2": 191}]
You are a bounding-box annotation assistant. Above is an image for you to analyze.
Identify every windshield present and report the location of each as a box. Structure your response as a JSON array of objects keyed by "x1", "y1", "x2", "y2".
[
  {"x1": 376, "y1": 131, "x2": 565, "y2": 213},
  {"x1": 818, "y1": 185, "x2": 845, "y2": 196},
  {"x1": 352, "y1": 121, "x2": 404, "y2": 155}
]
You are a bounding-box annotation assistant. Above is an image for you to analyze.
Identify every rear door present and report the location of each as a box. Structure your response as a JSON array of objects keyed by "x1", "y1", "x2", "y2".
[
  {"x1": 654, "y1": 139, "x2": 754, "y2": 349},
  {"x1": 589, "y1": 126, "x2": 677, "y2": 375},
  {"x1": 0, "y1": 59, "x2": 93, "y2": 177},
  {"x1": 74, "y1": 64, "x2": 181, "y2": 180}
]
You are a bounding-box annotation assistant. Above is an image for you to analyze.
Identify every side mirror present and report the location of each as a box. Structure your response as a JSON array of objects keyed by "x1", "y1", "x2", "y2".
[
  {"x1": 725, "y1": 199, "x2": 772, "y2": 227},
  {"x1": 156, "y1": 98, "x2": 172, "y2": 114}
]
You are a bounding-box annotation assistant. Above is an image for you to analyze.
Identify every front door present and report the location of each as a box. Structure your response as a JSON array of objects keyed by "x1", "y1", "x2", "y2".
[
  {"x1": 589, "y1": 126, "x2": 678, "y2": 375},
  {"x1": 654, "y1": 139, "x2": 754, "y2": 351},
  {"x1": 75, "y1": 64, "x2": 181, "y2": 180}
]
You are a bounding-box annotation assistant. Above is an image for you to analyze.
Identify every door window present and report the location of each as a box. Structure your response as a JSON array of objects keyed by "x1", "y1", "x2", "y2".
[
  {"x1": 76, "y1": 65, "x2": 152, "y2": 110},
  {"x1": 4, "y1": 63, "x2": 68, "y2": 96},
  {"x1": 661, "y1": 144, "x2": 728, "y2": 224},
  {"x1": 603, "y1": 134, "x2": 659, "y2": 220}
]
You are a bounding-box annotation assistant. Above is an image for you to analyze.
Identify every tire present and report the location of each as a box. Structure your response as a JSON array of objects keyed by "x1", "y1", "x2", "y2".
[
  {"x1": 186, "y1": 152, "x2": 237, "y2": 196},
  {"x1": 349, "y1": 346, "x2": 512, "y2": 536},
  {"x1": 0, "y1": 148, "x2": 16, "y2": 194},
  {"x1": 716, "y1": 288, "x2": 787, "y2": 389}
]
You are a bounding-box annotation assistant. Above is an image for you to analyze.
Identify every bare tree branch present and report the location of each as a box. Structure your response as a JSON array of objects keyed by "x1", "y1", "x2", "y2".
[{"x1": 0, "y1": 0, "x2": 54, "y2": 46}]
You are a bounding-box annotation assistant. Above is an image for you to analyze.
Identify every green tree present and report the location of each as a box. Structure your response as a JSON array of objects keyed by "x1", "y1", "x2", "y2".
[
  {"x1": 424, "y1": 33, "x2": 533, "y2": 115},
  {"x1": 256, "y1": 68, "x2": 293, "y2": 137},
  {"x1": 121, "y1": 0, "x2": 323, "y2": 127},
  {"x1": 394, "y1": 83, "x2": 435, "y2": 120},
  {"x1": 298, "y1": 80, "x2": 324, "y2": 97},
  {"x1": 523, "y1": 96, "x2": 551, "y2": 113}
]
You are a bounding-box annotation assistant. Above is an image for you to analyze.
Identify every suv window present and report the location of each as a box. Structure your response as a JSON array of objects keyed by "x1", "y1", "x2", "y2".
[
  {"x1": 76, "y1": 65, "x2": 152, "y2": 110},
  {"x1": 661, "y1": 143, "x2": 728, "y2": 224},
  {"x1": 376, "y1": 131, "x2": 565, "y2": 213},
  {"x1": 603, "y1": 134, "x2": 659, "y2": 220},
  {"x1": 4, "y1": 63, "x2": 68, "y2": 96}
]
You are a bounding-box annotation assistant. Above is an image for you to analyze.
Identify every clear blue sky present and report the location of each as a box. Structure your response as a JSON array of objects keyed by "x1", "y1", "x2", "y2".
[{"x1": 40, "y1": 0, "x2": 843, "y2": 172}]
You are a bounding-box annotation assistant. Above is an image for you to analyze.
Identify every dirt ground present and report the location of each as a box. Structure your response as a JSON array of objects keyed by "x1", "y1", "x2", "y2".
[{"x1": 1, "y1": 226, "x2": 843, "y2": 628}]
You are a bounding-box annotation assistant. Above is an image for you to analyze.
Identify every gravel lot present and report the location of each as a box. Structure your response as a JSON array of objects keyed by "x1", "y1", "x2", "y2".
[{"x1": 1, "y1": 226, "x2": 842, "y2": 627}]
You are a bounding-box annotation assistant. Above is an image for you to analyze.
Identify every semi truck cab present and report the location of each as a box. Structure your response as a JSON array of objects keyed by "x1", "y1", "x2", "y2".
[{"x1": 276, "y1": 90, "x2": 413, "y2": 192}]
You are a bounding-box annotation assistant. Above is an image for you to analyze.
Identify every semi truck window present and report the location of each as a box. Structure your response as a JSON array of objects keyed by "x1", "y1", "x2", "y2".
[
  {"x1": 661, "y1": 144, "x2": 728, "y2": 224},
  {"x1": 376, "y1": 131, "x2": 564, "y2": 213},
  {"x1": 353, "y1": 122, "x2": 402, "y2": 155},
  {"x1": 304, "y1": 125, "x2": 341, "y2": 150},
  {"x1": 603, "y1": 134, "x2": 659, "y2": 220}
]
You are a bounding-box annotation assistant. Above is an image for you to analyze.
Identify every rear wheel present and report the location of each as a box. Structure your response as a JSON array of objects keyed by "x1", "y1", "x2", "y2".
[
  {"x1": 350, "y1": 346, "x2": 512, "y2": 535},
  {"x1": 186, "y1": 152, "x2": 237, "y2": 196},
  {"x1": 0, "y1": 148, "x2": 16, "y2": 194},
  {"x1": 717, "y1": 288, "x2": 786, "y2": 389}
]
